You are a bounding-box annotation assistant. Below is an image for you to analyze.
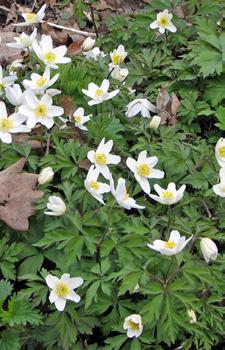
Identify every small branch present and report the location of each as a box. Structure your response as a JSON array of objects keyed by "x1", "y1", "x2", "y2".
[
  {"x1": 202, "y1": 200, "x2": 212, "y2": 219},
  {"x1": 89, "y1": 1, "x2": 99, "y2": 38},
  {"x1": 42, "y1": 21, "x2": 96, "y2": 37}
]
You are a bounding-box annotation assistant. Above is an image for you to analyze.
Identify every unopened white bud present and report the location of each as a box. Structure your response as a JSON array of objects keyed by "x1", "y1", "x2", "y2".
[
  {"x1": 200, "y1": 238, "x2": 218, "y2": 263},
  {"x1": 38, "y1": 167, "x2": 54, "y2": 185},
  {"x1": 81, "y1": 37, "x2": 96, "y2": 51},
  {"x1": 149, "y1": 115, "x2": 161, "y2": 129}
]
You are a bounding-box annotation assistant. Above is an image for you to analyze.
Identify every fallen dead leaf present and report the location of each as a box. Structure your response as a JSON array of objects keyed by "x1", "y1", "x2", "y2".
[
  {"x1": 79, "y1": 159, "x2": 91, "y2": 170},
  {"x1": 67, "y1": 41, "x2": 82, "y2": 56},
  {"x1": 60, "y1": 96, "x2": 76, "y2": 116},
  {"x1": 12, "y1": 134, "x2": 44, "y2": 150},
  {"x1": 0, "y1": 158, "x2": 43, "y2": 231},
  {"x1": 41, "y1": 22, "x2": 70, "y2": 46},
  {"x1": 156, "y1": 85, "x2": 180, "y2": 125}
]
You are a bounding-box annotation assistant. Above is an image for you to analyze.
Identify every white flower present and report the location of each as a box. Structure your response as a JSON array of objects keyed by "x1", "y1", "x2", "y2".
[
  {"x1": 70, "y1": 107, "x2": 91, "y2": 131},
  {"x1": 14, "y1": 4, "x2": 46, "y2": 26},
  {"x1": 149, "y1": 115, "x2": 161, "y2": 129},
  {"x1": 0, "y1": 66, "x2": 17, "y2": 92},
  {"x1": 23, "y1": 66, "x2": 59, "y2": 95},
  {"x1": 111, "y1": 67, "x2": 129, "y2": 82},
  {"x1": 215, "y1": 138, "x2": 225, "y2": 167},
  {"x1": 200, "y1": 238, "x2": 218, "y2": 263},
  {"x1": 109, "y1": 44, "x2": 127, "y2": 67},
  {"x1": 87, "y1": 138, "x2": 121, "y2": 179},
  {"x1": 84, "y1": 165, "x2": 111, "y2": 205},
  {"x1": 45, "y1": 273, "x2": 83, "y2": 311},
  {"x1": 150, "y1": 182, "x2": 186, "y2": 205},
  {"x1": 126, "y1": 151, "x2": 164, "y2": 195},
  {"x1": 147, "y1": 230, "x2": 193, "y2": 256},
  {"x1": 150, "y1": 9, "x2": 177, "y2": 34},
  {"x1": 82, "y1": 79, "x2": 119, "y2": 106},
  {"x1": 81, "y1": 37, "x2": 96, "y2": 51},
  {"x1": 213, "y1": 167, "x2": 225, "y2": 197},
  {"x1": 19, "y1": 90, "x2": 64, "y2": 129},
  {"x1": 5, "y1": 84, "x2": 24, "y2": 107},
  {"x1": 123, "y1": 314, "x2": 143, "y2": 338},
  {"x1": 83, "y1": 47, "x2": 106, "y2": 61},
  {"x1": 44, "y1": 195, "x2": 66, "y2": 216},
  {"x1": 32, "y1": 34, "x2": 71, "y2": 69},
  {"x1": 187, "y1": 309, "x2": 197, "y2": 324},
  {"x1": 0, "y1": 101, "x2": 30, "y2": 144},
  {"x1": 126, "y1": 98, "x2": 157, "y2": 118},
  {"x1": 110, "y1": 177, "x2": 145, "y2": 210},
  {"x1": 7, "y1": 28, "x2": 37, "y2": 50},
  {"x1": 38, "y1": 167, "x2": 54, "y2": 185}
]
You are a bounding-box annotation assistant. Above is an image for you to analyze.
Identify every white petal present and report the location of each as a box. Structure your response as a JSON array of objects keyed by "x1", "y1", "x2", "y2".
[
  {"x1": 54, "y1": 298, "x2": 67, "y2": 311},
  {"x1": 46, "y1": 274, "x2": 59, "y2": 289},
  {"x1": 67, "y1": 277, "x2": 83, "y2": 289}
]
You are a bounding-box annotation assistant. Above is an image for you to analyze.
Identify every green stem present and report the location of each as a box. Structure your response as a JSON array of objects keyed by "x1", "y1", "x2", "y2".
[{"x1": 89, "y1": 0, "x2": 99, "y2": 38}]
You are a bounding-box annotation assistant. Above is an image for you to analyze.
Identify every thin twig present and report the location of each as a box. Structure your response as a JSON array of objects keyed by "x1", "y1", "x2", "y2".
[
  {"x1": 89, "y1": 1, "x2": 99, "y2": 38},
  {"x1": 202, "y1": 200, "x2": 212, "y2": 219},
  {"x1": 42, "y1": 21, "x2": 96, "y2": 37}
]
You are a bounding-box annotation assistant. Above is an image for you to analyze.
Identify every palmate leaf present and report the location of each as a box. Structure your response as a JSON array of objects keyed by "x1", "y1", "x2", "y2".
[
  {"x1": 0, "y1": 295, "x2": 43, "y2": 326},
  {"x1": 0, "y1": 280, "x2": 13, "y2": 303},
  {"x1": 0, "y1": 330, "x2": 20, "y2": 350}
]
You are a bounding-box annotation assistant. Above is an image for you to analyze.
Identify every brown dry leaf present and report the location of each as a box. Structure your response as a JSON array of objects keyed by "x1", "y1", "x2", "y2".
[
  {"x1": 156, "y1": 85, "x2": 180, "y2": 125},
  {"x1": 0, "y1": 31, "x2": 22, "y2": 65},
  {"x1": 67, "y1": 41, "x2": 82, "y2": 56},
  {"x1": 41, "y1": 22, "x2": 69, "y2": 46},
  {"x1": 12, "y1": 134, "x2": 44, "y2": 150},
  {"x1": 0, "y1": 158, "x2": 44, "y2": 231},
  {"x1": 93, "y1": 0, "x2": 116, "y2": 11},
  {"x1": 60, "y1": 96, "x2": 76, "y2": 116},
  {"x1": 79, "y1": 159, "x2": 91, "y2": 170},
  {"x1": 174, "y1": 5, "x2": 188, "y2": 19}
]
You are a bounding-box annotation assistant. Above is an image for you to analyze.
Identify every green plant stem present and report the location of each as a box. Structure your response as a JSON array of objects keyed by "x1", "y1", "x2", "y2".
[{"x1": 166, "y1": 205, "x2": 171, "y2": 237}]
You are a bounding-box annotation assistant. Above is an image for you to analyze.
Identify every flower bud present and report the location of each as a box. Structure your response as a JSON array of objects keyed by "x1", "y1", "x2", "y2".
[
  {"x1": 44, "y1": 196, "x2": 66, "y2": 216},
  {"x1": 149, "y1": 115, "x2": 161, "y2": 130},
  {"x1": 123, "y1": 314, "x2": 143, "y2": 338},
  {"x1": 187, "y1": 309, "x2": 197, "y2": 324},
  {"x1": 200, "y1": 238, "x2": 218, "y2": 263},
  {"x1": 81, "y1": 37, "x2": 96, "y2": 51},
  {"x1": 38, "y1": 167, "x2": 54, "y2": 185}
]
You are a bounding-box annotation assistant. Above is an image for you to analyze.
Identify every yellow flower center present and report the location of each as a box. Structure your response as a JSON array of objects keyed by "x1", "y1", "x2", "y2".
[
  {"x1": 44, "y1": 51, "x2": 57, "y2": 63},
  {"x1": 112, "y1": 53, "x2": 123, "y2": 65},
  {"x1": 35, "y1": 104, "x2": 48, "y2": 118},
  {"x1": 56, "y1": 283, "x2": 69, "y2": 298},
  {"x1": 162, "y1": 191, "x2": 174, "y2": 199},
  {"x1": 26, "y1": 13, "x2": 36, "y2": 21},
  {"x1": 127, "y1": 320, "x2": 140, "y2": 331},
  {"x1": 122, "y1": 191, "x2": 129, "y2": 201},
  {"x1": 0, "y1": 118, "x2": 13, "y2": 131},
  {"x1": 95, "y1": 88, "x2": 104, "y2": 97},
  {"x1": 36, "y1": 77, "x2": 47, "y2": 88},
  {"x1": 0, "y1": 83, "x2": 5, "y2": 90},
  {"x1": 95, "y1": 153, "x2": 107, "y2": 165},
  {"x1": 218, "y1": 146, "x2": 225, "y2": 157},
  {"x1": 90, "y1": 180, "x2": 100, "y2": 190},
  {"x1": 164, "y1": 240, "x2": 176, "y2": 249},
  {"x1": 159, "y1": 16, "x2": 170, "y2": 27},
  {"x1": 74, "y1": 115, "x2": 81, "y2": 123},
  {"x1": 137, "y1": 163, "x2": 151, "y2": 177}
]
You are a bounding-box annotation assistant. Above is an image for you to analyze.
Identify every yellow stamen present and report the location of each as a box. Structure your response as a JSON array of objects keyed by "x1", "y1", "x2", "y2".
[
  {"x1": 44, "y1": 51, "x2": 57, "y2": 63},
  {"x1": 122, "y1": 191, "x2": 129, "y2": 201},
  {"x1": 127, "y1": 320, "x2": 140, "y2": 331},
  {"x1": 36, "y1": 77, "x2": 47, "y2": 88},
  {"x1": 0, "y1": 83, "x2": 5, "y2": 90},
  {"x1": 112, "y1": 53, "x2": 123, "y2": 65},
  {"x1": 0, "y1": 118, "x2": 13, "y2": 131},
  {"x1": 137, "y1": 164, "x2": 151, "y2": 177},
  {"x1": 56, "y1": 283, "x2": 69, "y2": 298},
  {"x1": 164, "y1": 240, "x2": 176, "y2": 249},
  {"x1": 90, "y1": 180, "x2": 100, "y2": 190},
  {"x1": 35, "y1": 104, "x2": 48, "y2": 118},
  {"x1": 162, "y1": 191, "x2": 174, "y2": 199},
  {"x1": 218, "y1": 146, "x2": 225, "y2": 157},
  {"x1": 26, "y1": 13, "x2": 36, "y2": 21},
  {"x1": 95, "y1": 153, "x2": 107, "y2": 165},
  {"x1": 159, "y1": 16, "x2": 170, "y2": 27},
  {"x1": 95, "y1": 88, "x2": 104, "y2": 97},
  {"x1": 74, "y1": 115, "x2": 81, "y2": 123}
]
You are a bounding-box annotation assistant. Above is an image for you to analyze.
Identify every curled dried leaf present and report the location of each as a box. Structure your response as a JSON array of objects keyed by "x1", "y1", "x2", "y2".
[{"x1": 0, "y1": 158, "x2": 43, "y2": 231}]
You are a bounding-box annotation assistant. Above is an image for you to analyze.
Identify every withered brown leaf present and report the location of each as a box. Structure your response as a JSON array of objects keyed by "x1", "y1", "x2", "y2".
[
  {"x1": 0, "y1": 158, "x2": 43, "y2": 231},
  {"x1": 156, "y1": 85, "x2": 180, "y2": 125}
]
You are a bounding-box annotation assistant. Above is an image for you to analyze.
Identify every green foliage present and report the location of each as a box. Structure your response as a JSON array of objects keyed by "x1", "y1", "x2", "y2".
[{"x1": 1, "y1": 0, "x2": 225, "y2": 349}]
